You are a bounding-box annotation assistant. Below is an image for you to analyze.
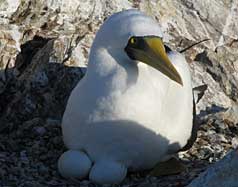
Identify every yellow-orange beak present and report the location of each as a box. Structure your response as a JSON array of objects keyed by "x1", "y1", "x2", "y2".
[{"x1": 125, "y1": 36, "x2": 183, "y2": 86}]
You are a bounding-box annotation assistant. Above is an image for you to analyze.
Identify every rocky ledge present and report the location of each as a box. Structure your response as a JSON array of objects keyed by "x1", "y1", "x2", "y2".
[{"x1": 0, "y1": 0, "x2": 238, "y2": 187}]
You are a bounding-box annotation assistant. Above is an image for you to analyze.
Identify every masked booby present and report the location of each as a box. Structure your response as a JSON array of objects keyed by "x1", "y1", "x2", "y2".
[{"x1": 58, "y1": 9, "x2": 194, "y2": 184}]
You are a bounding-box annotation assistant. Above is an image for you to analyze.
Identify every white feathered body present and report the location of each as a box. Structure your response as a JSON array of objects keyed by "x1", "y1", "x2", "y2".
[{"x1": 62, "y1": 48, "x2": 193, "y2": 171}]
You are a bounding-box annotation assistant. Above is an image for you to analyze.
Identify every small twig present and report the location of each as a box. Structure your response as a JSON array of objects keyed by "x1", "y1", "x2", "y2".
[
  {"x1": 62, "y1": 34, "x2": 75, "y2": 64},
  {"x1": 180, "y1": 38, "x2": 210, "y2": 53},
  {"x1": 62, "y1": 34, "x2": 86, "y2": 64},
  {"x1": 4, "y1": 58, "x2": 11, "y2": 83}
]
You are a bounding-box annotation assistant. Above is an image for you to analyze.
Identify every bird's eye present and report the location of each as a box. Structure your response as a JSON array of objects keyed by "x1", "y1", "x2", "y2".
[{"x1": 130, "y1": 37, "x2": 137, "y2": 45}]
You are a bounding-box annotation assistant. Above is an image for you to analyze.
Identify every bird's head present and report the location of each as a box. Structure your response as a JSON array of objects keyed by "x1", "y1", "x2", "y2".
[{"x1": 90, "y1": 9, "x2": 183, "y2": 85}]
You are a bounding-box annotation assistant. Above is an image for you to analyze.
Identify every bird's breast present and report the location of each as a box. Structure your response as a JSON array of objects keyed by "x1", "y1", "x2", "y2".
[{"x1": 86, "y1": 66, "x2": 170, "y2": 131}]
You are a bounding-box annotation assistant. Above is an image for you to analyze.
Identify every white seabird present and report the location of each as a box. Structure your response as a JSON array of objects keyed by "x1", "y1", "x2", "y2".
[{"x1": 58, "y1": 9, "x2": 193, "y2": 184}]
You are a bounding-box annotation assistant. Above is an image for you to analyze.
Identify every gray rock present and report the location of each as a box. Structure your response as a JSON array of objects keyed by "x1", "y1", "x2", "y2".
[
  {"x1": 232, "y1": 137, "x2": 238, "y2": 149},
  {"x1": 139, "y1": 0, "x2": 238, "y2": 120},
  {"x1": 139, "y1": 0, "x2": 238, "y2": 48},
  {"x1": 0, "y1": 0, "x2": 131, "y2": 71},
  {"x1": 34, "y1": 126, "x2": 46, "y2": 136},
  {"x1": 0, "y1": 0, "x2": 238, "y2": 187},
  {"x1": 188, "y1": 149, "x2": 238, "y2": 187},
  {"x1": 1, "y1": 0, "x2": 238, "y2": 123}
]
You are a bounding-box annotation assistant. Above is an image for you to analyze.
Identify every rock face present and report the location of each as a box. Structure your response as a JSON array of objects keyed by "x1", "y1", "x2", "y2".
[
  {"x1": 0, "y1": 0, "x2": 238, "y2": 186},
  {"x1": 188, "y1": 149, "x2": 238, "y2": 187},
  {"x1": 140, "y1": 0, "x2": 238, "y2": 116},
  {"x1": 0, "y1": 0, "x2": 131, "y2": 73}
]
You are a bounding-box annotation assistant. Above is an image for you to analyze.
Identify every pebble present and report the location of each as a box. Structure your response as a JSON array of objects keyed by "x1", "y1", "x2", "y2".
[
  {"x1": 46, "y1": 118, "x2": 61, "y2": 126},
  {"x1": 232, "y1": 137, "x2": 238, "y2": 148},
  {"x1": 20, "y1": 150, "x2": 29, "y2": 162},
  {"x1": 38, "y1": 165, "x2": 49, "y2": 175},
  {"x1": 34, "y1": 126, "x2": 47, "y2": 136}
]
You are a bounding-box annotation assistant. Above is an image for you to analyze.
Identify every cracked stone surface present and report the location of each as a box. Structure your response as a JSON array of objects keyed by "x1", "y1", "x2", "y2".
[
  {"x1": 0, "y1": 0, "x2": 238, "y2": 186},
  {"x1": 188, "y1": 149, "x2": 238, "y2": 187}
]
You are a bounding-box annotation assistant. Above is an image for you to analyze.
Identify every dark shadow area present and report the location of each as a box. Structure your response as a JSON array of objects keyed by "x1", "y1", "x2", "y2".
[
  {"x1": 70, "y1": 119, "x2": 171, "y2": 170},
  {"x1": 194, "y1": 51, "x2": 213, "y2": 67},
  {"x1": 198, "y1": 104, "x2": 227, "y2": 120},
  {"x1": 194, "y1": 50, "x2": 238, "y2": 103},
  {"x1": 0, "y1": 35, "x2": 87, "y2": 186},
  {"x1": 0, "y1": 36, "x2": 84, "y2": 132}
]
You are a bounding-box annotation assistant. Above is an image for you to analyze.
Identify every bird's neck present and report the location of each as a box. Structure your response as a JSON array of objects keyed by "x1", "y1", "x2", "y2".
[{"x1": 86, "y1": 47, "x2": 139, "y2": 92}]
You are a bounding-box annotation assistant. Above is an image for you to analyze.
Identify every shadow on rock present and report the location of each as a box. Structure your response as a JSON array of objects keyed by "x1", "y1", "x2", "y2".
[{"x1": 0, "y1": 36, "x2": 85, "y2": 132}]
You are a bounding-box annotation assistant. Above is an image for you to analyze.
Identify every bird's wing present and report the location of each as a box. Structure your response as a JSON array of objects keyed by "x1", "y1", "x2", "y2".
[
  {"x1": 179, "y1": 95, "x2": 197, "y2": 151},
  {"x1": 161, "y1": 52, "x2": 193, "y2": 154},
  {"x1": 179, "y1": 84, "x2": 207, "y2": 151}
]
